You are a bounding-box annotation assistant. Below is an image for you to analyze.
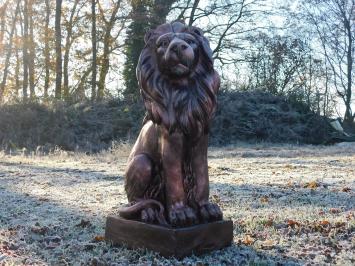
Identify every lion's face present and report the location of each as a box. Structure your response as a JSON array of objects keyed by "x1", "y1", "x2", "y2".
[
  {"x1": 155, "y1": 32, "x2": 199, "y2": 77},
  {"x1": 138, "y1": 21, "x2": 219, "y2": 136},
  {"x1": 143, "y1": 22, "x2": 210, "y2": 79}
]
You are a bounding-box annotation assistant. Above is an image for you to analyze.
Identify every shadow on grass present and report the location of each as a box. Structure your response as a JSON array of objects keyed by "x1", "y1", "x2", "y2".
[
  {"x1": 211, "y1": 181, "x2": 355, "y2": 211},
  {"x1": 0, "y1": 181, "x2": 304, "y2": 265},
  {"x1": 0, "y1": 160, "x2": 123, "y2": 185},
  {"x1": 208, "y1": 144, "x2": 355, "y2": 159}
]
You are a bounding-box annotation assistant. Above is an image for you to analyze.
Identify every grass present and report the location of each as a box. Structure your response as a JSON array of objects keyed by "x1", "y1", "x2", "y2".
[{"x1": 0, "y1": 143, "x2": 354, "y2": 265}]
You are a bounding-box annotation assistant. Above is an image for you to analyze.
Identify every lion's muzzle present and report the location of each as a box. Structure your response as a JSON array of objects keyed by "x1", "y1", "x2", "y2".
[{"x1": 164, "y1": 38, "x2": 194, "y2": 75}]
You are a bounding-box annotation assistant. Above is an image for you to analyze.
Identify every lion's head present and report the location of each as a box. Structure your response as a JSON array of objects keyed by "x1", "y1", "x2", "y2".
[{"x1": 137, "y1": 21, "x2": 220, "y2": 138}]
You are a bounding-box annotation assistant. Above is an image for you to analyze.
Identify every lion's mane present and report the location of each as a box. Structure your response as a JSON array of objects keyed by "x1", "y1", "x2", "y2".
[{"x1": 137, "y1": 24, "x2": 219, "y2": 138}]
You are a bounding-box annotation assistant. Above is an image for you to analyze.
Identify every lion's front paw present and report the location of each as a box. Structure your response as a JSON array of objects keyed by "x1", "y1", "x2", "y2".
[
  {"x1": 199, "y1": 202, "x2": 223, "y2": 223},
  {"x1": 140, "y1": 207, "x2": 161, "y2": 224},
  {"x1": 168, "y1": 202, "x2": 198, "y2": 227}
]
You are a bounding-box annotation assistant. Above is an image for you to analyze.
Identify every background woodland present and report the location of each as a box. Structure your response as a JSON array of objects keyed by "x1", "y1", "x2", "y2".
[{"x1": 0, "y1": 0, "x2": 354, "y2": 151}]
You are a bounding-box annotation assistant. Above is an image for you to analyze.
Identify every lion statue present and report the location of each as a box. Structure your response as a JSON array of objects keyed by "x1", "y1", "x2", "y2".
[{"x1": 118, "y1": 21, "x2": 222, "y2": 227}]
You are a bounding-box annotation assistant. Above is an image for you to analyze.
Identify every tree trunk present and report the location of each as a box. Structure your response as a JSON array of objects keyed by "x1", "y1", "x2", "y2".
[
  {"x1": 97, "y1": 3, "x2": 120, "y2": 101},
  {"x1": 91, "y1": 0, "x2": 97, "y2": 102},
  {"x1": 344, "y1": 11, "x2": 353, "y2": 123},
  {"x1": 22, "y1": 0, "x2": 29, "y2": 101},
  {"x1": 15, "y1": 41, "x2": 20, "y2": 97},
  {"x1": 0, "y1": 0, "x2": 20, "y2": 101},
  {"x1": 188, "y1": 0, "x2": 200, "y2": 26},
  {"x1": 44, "y1": 0, "x2": 50, "y2": 98},
  {"x1": 97, "y1": 33, "x2": 110, "y2": 101},
  {"x1": 150, "y1": 0, "x2": 177, "y2": 26},
  {"x1": 76, "y1": 67, "x2": 91, "y2": 101},
  {"x1": 28, "y1": 0, "x2": 35, "y2": 99},
  {"x1": 63, "y1": 0, "x2": 79, "y2": 101},
  {"x1": 0, "y1": 2, "x2": 8, "y2": 46},
  {"x1": 55, "y1": 0, "x2": 62, "y2": 99}
]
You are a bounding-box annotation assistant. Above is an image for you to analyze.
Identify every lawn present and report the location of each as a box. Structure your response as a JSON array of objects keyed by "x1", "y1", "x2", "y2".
[{"x1": 0, "y1": 143, "x2": 354, "y2": 265}]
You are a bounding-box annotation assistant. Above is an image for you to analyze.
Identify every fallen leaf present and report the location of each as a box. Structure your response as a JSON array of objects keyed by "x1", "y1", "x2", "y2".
[
  {"x1": 345, "y1": 212, "x2": 354, "y2": 220},
  {"x1": 93, "y1": 235, "x2": 105, "y2": 242},
  {"x1": 211, "y1": 194, "x2": 221, "y2": 204},
  {"x1": 242, "y1": 235, "x2": 255, "y2": 245},
  {"x1": 330, "y1": 208, "x2": 340, "y2": 214},
  {"x1": 265, "y1": 218, "x2": 274, "y2": 227},
  {"x1": 335, "y1": 221, "x2": 346, "y2": 228},
  {"x1": 319, "y1": 220, "x2": 330, "y2": 226},
  {"x1": 260, "y1": 195, "x2": 269, "y2": 203},
  {"x1": 342, "y1": 187, "x2": 351, "y2": 192},
  {"x1": 261, "y1": 239, "x2": 274, "y2": 249},
  {"x1": 304, "y1": 181, "x2": 318, "y2": 189},
  {"x1": 286, "y1": 219, "x2": 300, "y2": 227}
]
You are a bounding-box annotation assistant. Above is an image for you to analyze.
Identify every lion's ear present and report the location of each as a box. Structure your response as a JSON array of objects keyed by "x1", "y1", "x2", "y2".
[
  {"x1": 144, "y1": 30, "x2": 154, "y2": 44},
  {"x1": 201, "y1": 38, "x2": 213, "y2": 59},
  {"x1": 191, "y1": 27, "x2": 213, "y2": 60},
  {"x1": 191, "y1": 27, "x2": 203, "y2": 36}
]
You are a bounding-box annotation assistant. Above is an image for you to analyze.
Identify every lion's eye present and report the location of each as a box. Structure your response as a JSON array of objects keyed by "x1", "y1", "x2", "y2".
[
  {"x1": 186, "y1": 39, "x2": 194, "y2": 45},
  {"x1": 160, "y1": 40, "x2": 169, "y2": 48}
]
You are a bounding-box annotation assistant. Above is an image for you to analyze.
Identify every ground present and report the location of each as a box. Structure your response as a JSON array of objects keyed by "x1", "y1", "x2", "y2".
[{"x1": 0, "y1": 143, "x2": 354, "y2": 265}]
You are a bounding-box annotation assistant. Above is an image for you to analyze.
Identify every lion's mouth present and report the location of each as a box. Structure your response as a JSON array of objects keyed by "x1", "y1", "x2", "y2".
[{"x1": 170, "y1": 63, "x2": 190, "y2": 75}]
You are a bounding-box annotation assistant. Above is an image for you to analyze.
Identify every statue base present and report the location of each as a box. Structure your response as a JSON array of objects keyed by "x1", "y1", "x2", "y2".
[{"x1": 105, "y1": 216, "x2": 233, "y2": 258}]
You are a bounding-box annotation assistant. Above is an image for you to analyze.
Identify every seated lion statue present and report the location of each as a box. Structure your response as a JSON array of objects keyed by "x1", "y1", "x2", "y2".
[{"x1": 119, "y1": 21, "x2": 222, "y2": 227}]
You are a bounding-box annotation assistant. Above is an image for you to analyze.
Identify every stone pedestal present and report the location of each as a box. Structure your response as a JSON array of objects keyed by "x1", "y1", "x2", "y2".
[{"x1": 105, "y1": 216, "x2": 233, "y2": 258}]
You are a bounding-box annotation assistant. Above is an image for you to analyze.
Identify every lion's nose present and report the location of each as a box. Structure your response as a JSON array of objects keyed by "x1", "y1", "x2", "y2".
[
  {"x1": 165, "y1": 38, "x2": 194, "y2": 64},
  {"x1": 171, "y1": 43, "x2": 188, "y2": 52},
  {"x1": 168, "y1": 39, "x2": 190, "y2": 56}
]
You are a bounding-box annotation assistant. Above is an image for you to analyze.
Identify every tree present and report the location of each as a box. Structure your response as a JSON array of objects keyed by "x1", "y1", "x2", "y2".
[
  {"x1": 22, "y1": 0, "x2": 29, "y2": 100},
  {"x1": 150, "y1": 0, "x2": 177, "y2": 26},
  {"x1": 97, "y1": 0, "x2": 126, "y2": 100},
  {"x1": 91, "y1": 0, "x2": 97, "y2": 101},
  {"x1": 63, "y1": 0, "x2": 80, "y2": 100},
  {"x1": 172, "y1": 0, "x2": 268, "y2": 66},
  {"x1": 28, "y1": 0, "x2": 35, "y2": 99},
  {"x1": 300, "y1": 0, "x2": 354, "y2": 123},
  {"x1": 122, "y1": 0, "x2": 177, "y2": 100},
  {"x1": 55, "y1": 0, "x2": 62, "y2": 99},
  {"x1": 0, "y1": 0, "x2": 20, "y2": 101},
  {"x1": 43, "y1": 0, "x2": 51, "y2": 99},
  {"x1": 0, "y1": 1, "x2": 8, "y2": 46},
  {"x1": 247, "y1": 33, "x2": 332, "y2": 115},
  {"x1": 122, "y1": 0, "x2": 149, "y2": 100}
]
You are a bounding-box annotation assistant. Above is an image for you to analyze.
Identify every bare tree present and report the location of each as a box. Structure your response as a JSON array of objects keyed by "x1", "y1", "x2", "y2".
[
  {"x1": 0, "y1": 0, "x2": 20, "y2": 101},
  {"x1": 188, "y1": 0, "x2": 199, "y2": 26},
  {"x1": 55, "y1": 0, "x2": 62, "y2": 99},
  {"x1": 44, "y1": 0, "x2": 50, "y2": 98},
  {"x1": 0, "y1": 1, "x2": 8, "y2": 46},
  {"x1": 300, "y1": 0, "x2": 354, "y2": 123},
  {"x1": 63, "y1": 0, "x2": 81, "y2": 100},
  {"x1": 150, "y1": 0, "x2": 178, "y2": 26},
  {"x1": 97, "y1": 0, "x2": 126, "y2": 100},
  {"x1": 14, "y1": 30, "x2": 21, "y2": 97},
  {"x1": 171, "y1": 0, "x2": 269, "y2": 67},
  {"x1": 22, "y1": 0, "x2": 29, "y2": 100},
  {"x1": 28, "y1": 0, "x2": 35, "y2": 99},
  {"x1": 91, "y1": 0, "x2": 97, "y2": 101}
]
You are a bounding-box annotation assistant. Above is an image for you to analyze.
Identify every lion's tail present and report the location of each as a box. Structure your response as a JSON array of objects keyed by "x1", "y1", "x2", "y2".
[{"x1": 118, "y1": 199, "x2": 168, "y2": 226}]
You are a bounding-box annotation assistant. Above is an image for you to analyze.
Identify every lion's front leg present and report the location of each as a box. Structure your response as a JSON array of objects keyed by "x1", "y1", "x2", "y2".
[
  {"x1": 161, "y1": 129, "x2": 198, "y2": 227},
  {"x1": 192, "y1": 134, "x2": 223, "y2": 223}
]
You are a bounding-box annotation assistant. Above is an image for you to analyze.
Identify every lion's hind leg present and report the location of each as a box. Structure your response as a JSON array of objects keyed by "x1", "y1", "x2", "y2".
[
  {"x1": 124, "y1": 154, "x2": 166, "y2": 225},
  {"x1": 125, "y1": 154, "x2": 153, "y2": 201}
]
